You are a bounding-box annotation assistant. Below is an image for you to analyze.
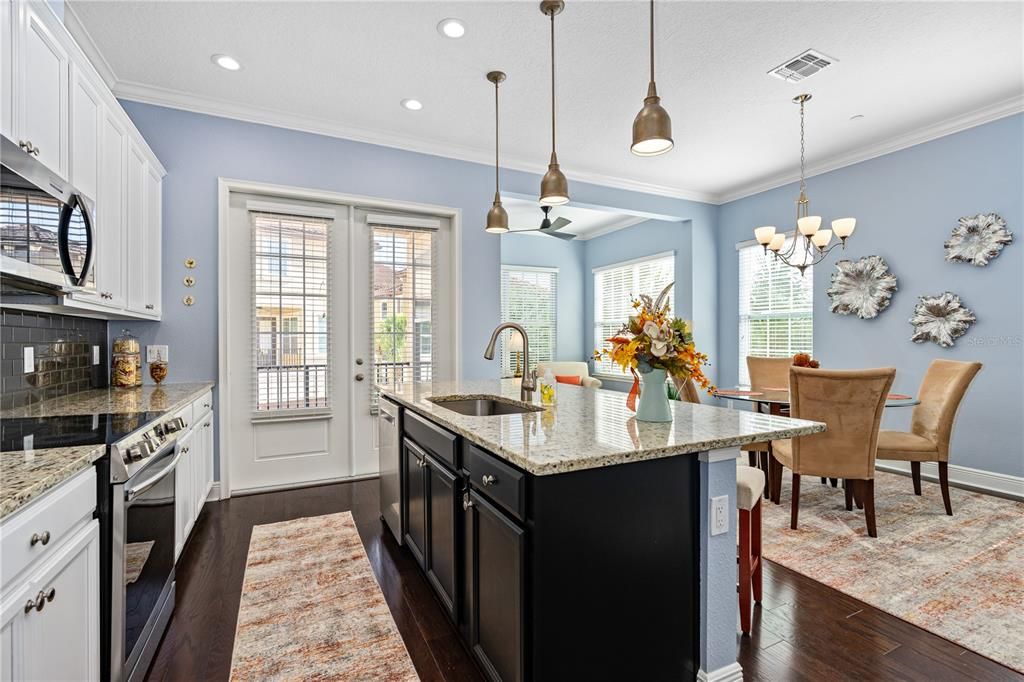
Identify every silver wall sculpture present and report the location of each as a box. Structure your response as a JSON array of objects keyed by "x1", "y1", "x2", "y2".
[
  {"x1": 944, "y1": 213, "x2": 1013, "y2": 266},
  {"x1": 909, "y1": 292, "x2": 976, "y2": 348},
  {"x1": 827, "y1": 255, "x2": 898, "y2": 319}
]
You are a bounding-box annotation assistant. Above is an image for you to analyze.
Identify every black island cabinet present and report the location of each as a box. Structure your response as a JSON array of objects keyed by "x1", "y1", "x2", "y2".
[{"x1": 396, "y1": 406, "x2": 700, "y2": 682}]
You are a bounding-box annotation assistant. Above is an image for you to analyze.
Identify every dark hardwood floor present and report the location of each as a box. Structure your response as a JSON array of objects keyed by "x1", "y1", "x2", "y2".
[{"x1": 145, "y1": 479, "x2": 1021, "y2": 682}]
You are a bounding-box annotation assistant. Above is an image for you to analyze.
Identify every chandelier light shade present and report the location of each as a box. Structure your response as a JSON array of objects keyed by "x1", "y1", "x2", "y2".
[
  {"x1": 539, "y1": 0, "x2": 569, "y2": 206},
  {"x1": 485, "y1": 71, "x2": 509, "y2": 234},
  {"x1": 753, "y1": 93, "x2": 857, "y2": 275},
  {"x1": 631, "y1": 0, "x2": 673, "y2": 156}
]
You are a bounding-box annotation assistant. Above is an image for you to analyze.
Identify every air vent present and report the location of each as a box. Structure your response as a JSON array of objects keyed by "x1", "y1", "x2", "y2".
[{"x1": 768, "y1": 49, "x2": 837, "y2": 82}]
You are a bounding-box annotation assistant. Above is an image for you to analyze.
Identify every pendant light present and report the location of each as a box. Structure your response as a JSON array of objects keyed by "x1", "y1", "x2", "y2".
[
  {"x1": 485, "y1": 71, "x2": 509, "y2": 234},
  {"x1": 539, "y1": 0, "x2": 569, "y2": 206},
  {"x1": 631, "y1": 0, "x2": 673, "y2": 156}
]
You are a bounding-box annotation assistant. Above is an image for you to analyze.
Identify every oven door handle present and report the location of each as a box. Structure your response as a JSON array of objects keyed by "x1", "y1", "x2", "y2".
[{"x1": 125, "y1": 449, "x2": 182, "y2": 502}]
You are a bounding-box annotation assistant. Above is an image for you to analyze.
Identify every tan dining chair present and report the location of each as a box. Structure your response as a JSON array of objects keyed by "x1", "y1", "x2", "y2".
[
  {"x1": 771, "y1": 366, "x2": 895, "y2": 537},
  {"x1": 876, "y1": 359, "x2": 982, "y2": 515},
  {"x1": 742, "y1": 356, "x2": 793, "y2": 488}
]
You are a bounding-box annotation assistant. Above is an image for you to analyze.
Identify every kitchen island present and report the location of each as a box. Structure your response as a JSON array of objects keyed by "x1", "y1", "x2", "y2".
[{"x1": 378, "y1": 379, "x2": 825, "y2": 682}]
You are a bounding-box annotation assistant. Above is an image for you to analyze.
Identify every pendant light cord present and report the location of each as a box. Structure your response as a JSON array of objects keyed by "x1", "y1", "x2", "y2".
[
  {"x1": 799, "y1": 99, "x2": 806, "y2": 195},
  {"x1": 649, "y1": 0, "x2": 655, "y2": 83},
  {"x1": 550, "y1": 9, "x2": 556, "y2": 155},
  {"x1": 494, "y1": 80, "x2": 500, "y2": 193}
]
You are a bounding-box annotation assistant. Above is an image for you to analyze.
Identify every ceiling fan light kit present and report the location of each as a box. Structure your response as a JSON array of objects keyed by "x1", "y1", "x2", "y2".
[
  {"x1": 631, "y1": 0, "x2": 673, "y2": 156},
  {"x1": 485, "y1": 70, "x2": 509, "y2": 234}
]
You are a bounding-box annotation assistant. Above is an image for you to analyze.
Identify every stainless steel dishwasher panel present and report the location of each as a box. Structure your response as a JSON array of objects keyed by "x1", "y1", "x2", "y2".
[{"x1": 378, "y1": 398, "x2": 402, "y2": 544}]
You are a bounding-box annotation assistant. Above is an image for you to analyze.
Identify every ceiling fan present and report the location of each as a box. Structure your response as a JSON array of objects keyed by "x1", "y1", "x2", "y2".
[{"x1": 511, "y1": 205, "x2": 575, "y2": 240}]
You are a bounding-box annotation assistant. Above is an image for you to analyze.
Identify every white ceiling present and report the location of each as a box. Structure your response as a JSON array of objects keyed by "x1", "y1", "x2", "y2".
[
  {"x1": 66, "y1": 1, "x2": 1024, "y2": 203},
  {"x1": 503, "y1": 197, "x2": 645, "y2": 239}
]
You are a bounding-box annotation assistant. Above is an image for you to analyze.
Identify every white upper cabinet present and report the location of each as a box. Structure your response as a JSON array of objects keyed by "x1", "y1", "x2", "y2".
[
  {"x1": 125, "y1": 140, "x2": 150, "y2": 315},
  {"x1": 144, "y1": 164, "x2": 163, "y2": 316},
  {"x1": 17, "y1": 1, "x2": 69, "y2": 178},
  {"x1": 1, "y1": 1, "x2": 15, "y2": 139},
  {"x1": 94, "y1": 111, "x2": 128, "y2": 308},
  {"x1": 69, "y1": 63, "x2": 100, "y2": 201}
]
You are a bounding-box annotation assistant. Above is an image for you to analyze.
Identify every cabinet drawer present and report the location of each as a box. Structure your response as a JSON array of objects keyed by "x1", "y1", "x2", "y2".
[
  {"x1": 464, "y1": 443, "x2": 525, "y2": 523},
  {"x1": 404, "y1": 410, "x2": 457, "y2": 469},
  {"x1": 1, "y1": 468, "x2": 96, "y2": 587},
  {"x1": 193, "y1": 390, "x2": 213, "y2": 420}
]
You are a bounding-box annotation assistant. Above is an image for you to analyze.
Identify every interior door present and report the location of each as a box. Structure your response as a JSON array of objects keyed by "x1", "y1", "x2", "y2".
[{"x1": 226, "y1": 192, "x2": 350, "y2": 493}]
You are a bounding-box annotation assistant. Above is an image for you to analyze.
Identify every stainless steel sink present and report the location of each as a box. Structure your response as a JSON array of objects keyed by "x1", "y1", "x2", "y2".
[{"x1": 428, "y1": 395, "x2": 544, "y2": 416}]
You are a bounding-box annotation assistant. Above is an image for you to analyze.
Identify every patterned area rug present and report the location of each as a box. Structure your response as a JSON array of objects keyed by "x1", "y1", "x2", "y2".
[
  {"x1": 760, "y1": 470, "x2": 1024, "y2": 672},
  {"x1": 230, "y1": 512, "x2": 419, "y2": 681}
]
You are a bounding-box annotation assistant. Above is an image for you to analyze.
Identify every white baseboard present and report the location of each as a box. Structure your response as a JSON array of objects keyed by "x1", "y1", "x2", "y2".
[
  {"x1": 206, "y1": 482, "x2": 221, "y2": 501},
  {"x1": 697, "y1": 662, "x2": 743, "y2": 682},
  {"x1": 876, "y1": 461, "x2": 1024, "y2": 501},
  {"x1": 225, "y1": 472, "x2": 380, "y2": 498}
]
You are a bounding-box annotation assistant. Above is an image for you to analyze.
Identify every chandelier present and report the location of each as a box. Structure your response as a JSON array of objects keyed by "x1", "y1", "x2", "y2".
[{"x1": 754, "y1": 94, "x2": 856, "y2": 275}]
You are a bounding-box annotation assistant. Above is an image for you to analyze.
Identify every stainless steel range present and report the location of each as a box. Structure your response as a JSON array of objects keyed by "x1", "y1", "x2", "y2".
[{"x1": 2, "y1": 410, "x2": 188, "y2": 681}]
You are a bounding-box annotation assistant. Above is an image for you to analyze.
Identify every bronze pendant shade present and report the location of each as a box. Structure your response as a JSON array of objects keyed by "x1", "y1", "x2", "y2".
[
  {"x1": 539, "y1": 0, "x2": 569, "y2": 205},
  {"x1": 485, "y1": 70, "x2": 509, "y2": 234},
  {"x1": 631, "y1": 0, "x2": 673, "y2": 156}
]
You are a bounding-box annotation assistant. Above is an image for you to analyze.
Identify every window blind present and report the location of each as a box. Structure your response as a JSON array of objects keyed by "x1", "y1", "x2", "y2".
[
  {"x1": 737, "y1": 240, "x2": 813, "y2": 385},
  {"x1": 593, "y1": 253, "x2": 674, "y2": 377},
  {"x1": 499, "y1": 266, "x2": 558, "y2": 377},
  {"x1": 251, "y1": 210, "x2": 332, "y2": 413}
]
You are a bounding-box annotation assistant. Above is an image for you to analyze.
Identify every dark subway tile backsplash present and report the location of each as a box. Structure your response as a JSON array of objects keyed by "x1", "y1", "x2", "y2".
[{"x1": 1, "y1": 310, "x2": 107, "y2": 410}]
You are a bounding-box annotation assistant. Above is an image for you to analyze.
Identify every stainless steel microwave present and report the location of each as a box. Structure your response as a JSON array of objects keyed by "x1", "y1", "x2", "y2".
[{"x1": 1, "y1": 134, "x2": 95, "y2": 292}]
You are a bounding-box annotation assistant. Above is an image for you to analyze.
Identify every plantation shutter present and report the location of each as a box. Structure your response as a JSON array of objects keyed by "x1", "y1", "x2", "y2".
[
  {"x1": 593, "y1": 253, "x2": 674, "y2": 377},
  {"x1": 499, "y1": 266, "x2": 558, "y2": 377},
  {"x1": 737, "y1": 238, "x2": 813, "y2": 385}
]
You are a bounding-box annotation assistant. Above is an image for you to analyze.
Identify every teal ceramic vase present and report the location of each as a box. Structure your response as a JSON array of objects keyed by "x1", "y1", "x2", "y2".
[{"x1": 636, "y1": 368, "x2": 672, "y2": 422}]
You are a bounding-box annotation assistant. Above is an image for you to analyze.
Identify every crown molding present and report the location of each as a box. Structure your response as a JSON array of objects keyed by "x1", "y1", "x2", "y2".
[
  {"x1": 714, "y1": 94, "x2": 1024, "y2": 204},
  {"x1": 62, "y1": 3, "x2": 119, "y2": 90},
  {"x1": 575, "y1": 215, "x2": 648, "y2": 241},
  {"x1": 111, "y1": 80, "x2": 720, "y2": 204}
]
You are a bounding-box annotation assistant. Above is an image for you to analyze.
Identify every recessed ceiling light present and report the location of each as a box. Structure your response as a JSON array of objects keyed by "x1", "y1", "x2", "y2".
[
  {"x1": 850, "y1": 114, "x2": 865, "y2": 121},
  {"x1": 211, "y1": 54, "x2": 241, "y2": 71},
  {"x1": 437, "y1": 18, "x2": 465, "y2": 38},
  {"x1": 401, "y1": 98, "x2": 423, "y2": 111}
]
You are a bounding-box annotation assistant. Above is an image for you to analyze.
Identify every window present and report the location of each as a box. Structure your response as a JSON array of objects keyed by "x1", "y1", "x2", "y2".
[
  {"x1": 737, "y1": 238, "x2": 813, "y2": 385},
  {"x1": 372, "y1": 225, "x2": 437, "y2": 389},
  {"x1": 252, "y1": 211, "x2": 331, "y2": 412},
  {"x1": 499, "y1": 266, "x2": 558, "y2": 377},
  {"x1": 593, "y1": 253, "x2": 674, "y2": 377}
]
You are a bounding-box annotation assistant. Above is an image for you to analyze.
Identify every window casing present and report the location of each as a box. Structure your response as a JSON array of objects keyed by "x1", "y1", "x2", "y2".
[
  {"x1": 593, "y1": 253, "x2": 674, "y2": 377},
  {"x1": 737, "y1": 238, "x2": 813, "y2": 386},
  {"x1": 499, "y1": 266, "x2": 558, "y2": 377}
]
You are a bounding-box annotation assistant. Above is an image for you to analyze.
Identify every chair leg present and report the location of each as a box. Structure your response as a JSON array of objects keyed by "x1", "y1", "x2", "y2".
[
  {"x1": 829, "y1": 478, "x2": 839, "y2": 488},
  {"x1": 911, "y1": 461, "x2": 922, "y2": 496},
  {"x1": 863, "y1": 479, "x2": 877, "y2": 537},
  {"x1": 752, "y1": 499, "x2": 763, "y2": 603},
  {"x1": 748, "y1": 452, "x2": 757, "y2": 468},
  {"x1": 738, "y1": 507, "x2": 752, "y2": 635},
  {"x1": 939, "y1": 462, "x2": 953, "y2": 516},
  {"x1": 844, "y1": 480, "x2": 854, "y2": 511},
  {"x1": 790, "y1": 473, "x2": 801, "y2": 530},
  {"x1": 853, "y1": 482, "x2": 864, "y2": 510},
  {"x1": 770, "y1": 455, "x2": 783, "y2": 504}
]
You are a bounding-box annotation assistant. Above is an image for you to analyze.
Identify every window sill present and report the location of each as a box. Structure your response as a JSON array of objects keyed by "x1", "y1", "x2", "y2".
[{"x1": 251, "y1": 410, "x2": 332, "y2": 424}]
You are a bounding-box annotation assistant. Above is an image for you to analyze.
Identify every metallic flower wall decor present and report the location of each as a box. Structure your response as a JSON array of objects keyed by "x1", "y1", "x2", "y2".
[
  {"x1": 909, "y1": 292, "x2": 976, "y2": 348},
  {"x1": 827, "y1": 255, "x2": 898, "y2": 319},
  {"x1": 944, "y1": 213, "x2": 1013, "y2": 266}
]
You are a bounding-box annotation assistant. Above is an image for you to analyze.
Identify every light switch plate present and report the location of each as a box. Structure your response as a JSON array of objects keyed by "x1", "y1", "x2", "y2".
[
  {"x1": 23, "y1": 346, "x2": 34, "y2": 374},
  {"x1": 147, "y1": 345, "x2": 169, "y2": 363},
  {"x1": 92, "y1": 345, "x2": 100, "y2": 365},
  {"x1": 710, "y1": 495, "x2": 729, "y2": 536}
]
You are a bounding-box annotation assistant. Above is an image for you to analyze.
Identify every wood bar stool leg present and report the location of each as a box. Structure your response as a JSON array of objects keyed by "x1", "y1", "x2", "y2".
[
  {"x1": 752, "y1": 498, "x2": 763, "y2": 604},
  {"x1": 738, "y1": 507, "x2": 752, "y2": 635}
]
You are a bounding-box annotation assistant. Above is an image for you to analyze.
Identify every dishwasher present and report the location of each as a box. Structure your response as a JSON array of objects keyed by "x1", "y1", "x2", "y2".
[{"x1": 378, "y1": 397, "x2": 402, "y2": 544}]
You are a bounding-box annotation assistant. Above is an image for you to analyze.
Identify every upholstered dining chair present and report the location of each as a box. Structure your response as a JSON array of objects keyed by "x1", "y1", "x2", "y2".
[
  {"x1": 535, "y1": 361, "x2": 602, "y2": 388},
  {"x1": 876, "y1": 359, "x2": 982, "y2": 515},
  {"x1": 742, "y1": 356, "x2": 793, "y2": 489},
  {"x1": 771, "y1": 366, "x2": 895, "y2": 537}
]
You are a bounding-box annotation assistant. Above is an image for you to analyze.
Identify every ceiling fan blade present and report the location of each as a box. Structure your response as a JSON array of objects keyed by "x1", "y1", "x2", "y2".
[
  {"x1": 547, "y1": 217, "x2": 572, "y2": 231},
  {"x1": 544, "y1": 229, "x2": 576, "y2": 241}
]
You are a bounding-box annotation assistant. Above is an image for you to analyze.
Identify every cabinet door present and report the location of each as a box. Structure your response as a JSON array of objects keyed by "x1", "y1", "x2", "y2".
[
  {"x1": 18, "y1": 2, "x2": 69, "y2": 178},
  {"x1": 424, "y1": 454, "x2": 458, "y2": 620},
  {"x1": 69, "y1": 65, "x2": 100, "y2": 202},
  {"x1": 143, "y1": 166, "x2": 162, "y2": 317},
  {"x1": 203, "y1": 416, "x2": 215, "y2": 503},
  {"x1": 1, "y1": 0, "x2": 16, "y2": 140},
  {"x1": 125, "y1": 141, "x2": 148, "y2": 314},
  {"x1": 402, "y1": 441, "x2": 427, "y2": 569},
  {"x1": 466, "y1": 490, "x2": 525, "y2": 682},
  {"x1": 23, "y1": 522, "x2": 100, "y2": 682},
  {"x1": 174, "y1": 432, "x2": 194, "y2": 560},
  {"x1": 0, "y1": 581, "x2": 32, "y2": 682},
  {"x1": 93, "y1": 111, "x2": 127, "y2": 308}
]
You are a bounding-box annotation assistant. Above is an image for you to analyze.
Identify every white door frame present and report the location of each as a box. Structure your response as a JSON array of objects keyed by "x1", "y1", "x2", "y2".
[{"x1": 217, "y1": 177, "x2": 463, "y2": 498}]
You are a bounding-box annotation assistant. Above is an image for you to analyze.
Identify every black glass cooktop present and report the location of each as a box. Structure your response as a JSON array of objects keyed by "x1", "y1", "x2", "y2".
[{"x1": 0, "y1": 412, "x2": 165, "y2": 453}]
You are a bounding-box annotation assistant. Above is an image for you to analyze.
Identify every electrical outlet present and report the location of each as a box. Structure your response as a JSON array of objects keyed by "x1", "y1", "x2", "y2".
[
  {"x1": 23, "y1": 434, "x2": 34, "y2": 452},
  {"x1": 710, "y1": 495, "x2": 729, "y2": 536},
  {"x1": 147, "y1": 345, "x2": 169, "y2": 363},
  {"x1": 92, "y1": 345, "x2": 100, "y2": 365},
  {"x1": 23, "y1": 346, "x2": 34, "y2": 374}
]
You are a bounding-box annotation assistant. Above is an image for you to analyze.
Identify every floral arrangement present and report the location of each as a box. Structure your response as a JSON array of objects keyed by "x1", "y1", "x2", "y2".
[
  {"x1": 792, "y1": 352, "x2": 820, "y2": 369},
  {"x1": 593, "y1": 283, "x2": 714, "y2": 409}
]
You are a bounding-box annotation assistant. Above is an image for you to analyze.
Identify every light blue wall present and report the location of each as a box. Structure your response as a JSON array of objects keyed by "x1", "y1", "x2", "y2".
[
  {"x1": 499, "y1": 233, "x2": 586, "y2": 362},
  {"x1": 717, "y1": 114, "x2": 1024, "y2": 477}
]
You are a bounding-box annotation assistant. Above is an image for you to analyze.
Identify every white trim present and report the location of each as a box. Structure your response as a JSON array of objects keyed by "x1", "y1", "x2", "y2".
[
  {"x1": 717, "y1": 94, "x2": 1024, "y2": 203},
  {"x1": 592, "y1": 250, "x2": 676, "y2": 274},
  {"x1": 573, "y1": 215, "x2": 649, "y2": 241},
  {"x1": 206, "y1": 482, "x2": 221, "y2": 502},
  {"x1": 62, "y1": 3, "x2": 118, "y2": 89},
  {"x1": 365, "y1": 213, "x2": 441, "y2": 230},
  {"x1": 217, "y1": 177, "x2": 462, "y2": 498},
  {"x1": 245, "y1": 199, "x2": 337, "y2": 219},
  {"x1": 501, "y1": 264, "x2": 559, "y2": 274},
  {"x1": 697, "y1": 662, "x2": 744, "y2": 682},
  {"x1": 876, "y1": 461, "x2": 1024, "y2": 501},
  {"x1": 229, "y1": 473, "x2": 379, "y2": 497}
]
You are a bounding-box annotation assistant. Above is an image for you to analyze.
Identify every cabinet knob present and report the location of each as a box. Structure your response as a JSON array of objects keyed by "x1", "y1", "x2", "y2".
[
  {"x1": 45, "y1": 587, "x2": 55, "y2": 603},
  {"x1": 481, "y1": 474, "x2": 497, "y2": 487},
  {"x1": 416, "y1": 457, "x2": 426, "y2": 468},
  {"x1": 18, "y1": 140, "x2": 28, "y2": 150},
  {"x1": 354, "y1": 373, "x2": 365, "y2": 382},
  {"x1": 30, "y1": 530, "x2": 51, "y2": 547},
  {"x1": 462, "y1": 493, "x2": 474, "y2": 511},
  {"x1": 145, "y1": 304, "x2": 155, "y2": 310}
]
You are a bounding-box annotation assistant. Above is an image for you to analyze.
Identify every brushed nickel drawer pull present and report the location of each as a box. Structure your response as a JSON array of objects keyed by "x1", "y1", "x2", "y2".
[
  {"x1": 481, "y1": 474, "x2": 497, "y2": 487},
  {"x1": 30, "y1": 530, "x2": 51, "y2": 546},
  {"x1": 462, "y1": 493, "x2": 474, "y2": 511}
]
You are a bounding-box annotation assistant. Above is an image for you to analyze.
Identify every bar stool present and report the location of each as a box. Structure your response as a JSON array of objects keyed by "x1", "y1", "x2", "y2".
[{"x1": 736, "y1": 463, "x2": 765, "y2": 635}]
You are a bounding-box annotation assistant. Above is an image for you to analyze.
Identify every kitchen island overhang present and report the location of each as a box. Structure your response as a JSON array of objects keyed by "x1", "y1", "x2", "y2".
[{"x1": 377, "y1": 379, "x2": 825, "y2": 682}]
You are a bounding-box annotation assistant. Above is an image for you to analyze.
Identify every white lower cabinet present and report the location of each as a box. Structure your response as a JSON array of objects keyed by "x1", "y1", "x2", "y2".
[{"x1": 174, "y1": 401, "x2": 216, "y2": 561}]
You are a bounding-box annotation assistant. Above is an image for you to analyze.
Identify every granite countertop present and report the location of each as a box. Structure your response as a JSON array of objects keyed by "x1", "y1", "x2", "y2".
[
  {"x1": 1, "y1": 444, "x2": 106, "y2": 520},
  {"x1": 378, "y1": 379, "x2": 826, "y2": 475},
  {"x1": 1, "y1": 382, "x2": 214, "y2": 521}
]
